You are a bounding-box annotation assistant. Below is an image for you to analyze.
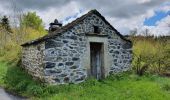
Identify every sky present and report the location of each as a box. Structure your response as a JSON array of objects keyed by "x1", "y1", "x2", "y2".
[{"x1": 0, "y1": 0, "x2": 170, "y2": 36}]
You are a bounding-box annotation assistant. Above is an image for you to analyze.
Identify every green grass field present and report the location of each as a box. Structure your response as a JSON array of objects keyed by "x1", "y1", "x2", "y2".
[{"x1": 0, "y1": 62, "x2": 170, "y2": 100}]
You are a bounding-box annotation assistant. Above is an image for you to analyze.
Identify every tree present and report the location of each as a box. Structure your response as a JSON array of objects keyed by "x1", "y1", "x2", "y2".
[
  {"x1": 132, "y1": 40, "x2": 155, "y2": 75},
  {"x1": 21, "y1": 12, "x2": 45, "y2": 32},
  {"x1": 0, "y1": 16, "x2": 12, "y2": 33}
]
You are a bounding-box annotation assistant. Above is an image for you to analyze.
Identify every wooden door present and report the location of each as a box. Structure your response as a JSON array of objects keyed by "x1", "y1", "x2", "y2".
[{"x1": 90, "y1": 42, "x2": 103, "y2": 79}]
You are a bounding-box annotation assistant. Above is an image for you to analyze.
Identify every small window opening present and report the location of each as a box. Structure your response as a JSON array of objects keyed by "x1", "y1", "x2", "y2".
[{"x1": 93, "y1": 26, "x2": 100, "y2": 33}]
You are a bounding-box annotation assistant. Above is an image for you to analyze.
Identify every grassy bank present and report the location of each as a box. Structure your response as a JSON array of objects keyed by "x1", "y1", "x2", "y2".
[{"x1": 0, "y1": 62, "x2": 170, "y2": 100}]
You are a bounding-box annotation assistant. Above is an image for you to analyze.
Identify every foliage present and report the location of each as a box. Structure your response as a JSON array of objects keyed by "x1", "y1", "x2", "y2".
[
  {"x1": 162, "y1": 83, "x2": 170, "y2": 91},
  {"x1": 0, "y1": 27, "x2": 46, "y2": 63},
  {"x1": 131, "y1": 36, "x2": 170, "y2": 75},
  {"x1": 132, "y1": 40, "x2": 155, "y2": 75},
  {"x1": 0, "y1": 12, "x2": 47, "y2": 63},
  {"x1": 0, "y1": 16, "x2": 12, "y2": 33},
  {"x1": 21, "y1": 12, "x2": 46, "y2": 33}
]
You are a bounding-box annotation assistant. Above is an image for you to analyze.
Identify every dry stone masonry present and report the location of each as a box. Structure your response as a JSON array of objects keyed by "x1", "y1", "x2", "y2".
[
  {"x1": 21, "y1": 10, "x2": 132, "y2": 85},
  {"x1": 22, "y1": 42, "x2": 45, "y2": 81},
  {"x1": 44, "y1": 32, "x2": 87, "y2": 84}
]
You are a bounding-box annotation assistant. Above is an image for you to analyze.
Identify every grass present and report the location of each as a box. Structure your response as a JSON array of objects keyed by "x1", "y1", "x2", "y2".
[{"x1": 0, "y1": 61, "x2": 170, "y2": 100}]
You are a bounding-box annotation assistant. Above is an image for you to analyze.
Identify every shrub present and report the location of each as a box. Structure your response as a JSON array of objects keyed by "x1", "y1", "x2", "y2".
[
  {"x1": 132, "y1": 36, "x2": 170, "y2": 75},
  {"x1": 162, "y1": 84, "x2": 170, "y2": 91}
]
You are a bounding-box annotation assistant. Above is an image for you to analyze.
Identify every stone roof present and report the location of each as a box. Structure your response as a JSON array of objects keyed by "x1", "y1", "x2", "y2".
[{"x1": 21, "y1": 9, "x2": 131, "y2": 46}]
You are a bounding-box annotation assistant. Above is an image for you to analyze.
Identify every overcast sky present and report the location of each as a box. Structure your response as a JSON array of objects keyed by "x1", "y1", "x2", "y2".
[{"x1": 0, "y1": 0, "x2": 170, "y2": 35}]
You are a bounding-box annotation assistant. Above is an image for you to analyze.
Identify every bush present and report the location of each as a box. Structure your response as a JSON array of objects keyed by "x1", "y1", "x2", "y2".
[
  {"x1": 162, "y1": 84, "x2": 170, "y2": 91},
  {"x1": 132, "y1": 36, "x2": 170, "y2": 75}
]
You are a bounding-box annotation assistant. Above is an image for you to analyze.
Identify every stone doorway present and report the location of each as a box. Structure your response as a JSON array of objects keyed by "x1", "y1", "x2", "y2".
[{"x1": 90, "y1": 42, "x2": 104, "y2": 79}]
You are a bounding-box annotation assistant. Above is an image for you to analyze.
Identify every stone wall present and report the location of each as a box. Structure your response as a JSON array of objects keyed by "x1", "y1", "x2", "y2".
[
  {"x1": 81, "y1": 14, "x2": 132, "y2": 74},
  {"x1": 108, "y1": 39, "x2": 132, "y2": 74},
  {"x1": 44, "y1": 33, "x2": 87, "y2": 84},
  {"x1": 43, "y1": 14, "x2": 132, "y2": 84},
  {"x1": 22, "y1": 42, "x2": 45, "y2": 81}
]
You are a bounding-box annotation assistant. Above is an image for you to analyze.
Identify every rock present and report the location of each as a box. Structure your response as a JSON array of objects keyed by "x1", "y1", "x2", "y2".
[
  {"x1": 109, "y1": 50, "x2": 114, "y2": 53},
  {"x1": 63, "y1": 58, "x2": 67, "y2": 62},
  {"x1": 45, "y1": 69, "x2": 62, "y2": 75},
  {"x1": 114, "y1": 51, "x2": 119, "y2": 54},
  {"x1": 70, "y1": 36, "x2": 77, "y2": 40},
  {"x1": 129, "y1": 50, "x2": 132, "y2": 53},
  {"x1": 46, "y1": 62, "x2": 55, "y2": 68},
  {"x1": 79, "y1": 38, "x2": 82, "y2": 41},
  {"x1": 75, "y1": 75, "x2": 86, "y2": 82},
  {"x1": 123, "y1": 60, "x2": 127, "y2": 63},
  {"x1": 58, "y1": 63, "x2": 64, "y2": 66},
  {"x1": 76, "y1": 71, "x2": 84, "y2": 75},
  {"x1": 110, "y1": 46, "x2": 116, "y2": 49},
  {"x1": 49, "y1": 70, "x2": 57, "y2": 73},
  {"x1": 64, "y1": 77, "x2": 70, "y2": 83},
  {"x1": 122, "y1": 42, "x2": 132, "y2": 49},
  {"x1": 62, "y1": 53, "x2": 68, "y2": 56},
  {"x1": 71, "y1": 43, "x2": 77, "y2": 46},
  {"x1": 114, "y1": 63, "x2": 118, "y2": 66},
  {"x1": 114, "y1": 59, "x2": 117, "y2": 62},
  {"x1": 70, "y1": 73, "x2": 74, "y2": 76},
  {"x1": 56, "y1": 57, "x2": 62, "y2": 62},
  {"x1": 72, "y1": 57, "x2": 79, "y2": 61},
  {"x1": 63, "y1": 40, "x2": 68, "y2": 43},
  {"x1": 112, "y1": 54, "x2": 115, "y2": 57},
  {"x1": 69, "y1": 46, "x2": 73, "y2": 49},
  {"x1": 54, "y1": 78, "x2": 60, "y2": 83},
  {"x1": 65, "y1": 62, "x2": 74, "y2": 66},
  {"x1": 59, "y1": 73, "x2": 67, "y2": 77},
  {"x1": 51, "y1": 69, "x2": 61, "y2": 74},
  {"x1": 63, "y1": 47, "x2": 68, "y2": 50},
  {"x1": 70, "y1": 66, "x2": 78, "y2": 69},
  {"x1": 45, "y1": 39, "x2": 63, "y2": 49}
]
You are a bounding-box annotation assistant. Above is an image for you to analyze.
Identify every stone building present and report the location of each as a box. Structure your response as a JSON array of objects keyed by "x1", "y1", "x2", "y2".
[{"x1": 21, "y1": 10, "x2": 132, "y2": 84}]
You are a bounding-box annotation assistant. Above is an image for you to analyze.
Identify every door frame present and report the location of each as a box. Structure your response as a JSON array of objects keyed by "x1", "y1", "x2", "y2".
[
  {"x1": 81, "y1": 36, "x2": 111, "y2": 79},
  {"x1": 90, "y1": 42, "x2": 104, "y2": 79}
]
